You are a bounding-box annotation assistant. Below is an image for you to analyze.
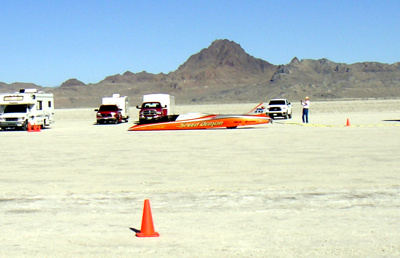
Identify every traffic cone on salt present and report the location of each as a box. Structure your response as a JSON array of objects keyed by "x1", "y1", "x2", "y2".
[
  {"x1": 346, "y1": 118, "x2": 351, "y2": 127},
  {"x1": 27, "y1": 122, "x2": 32, "y2": 132},
  {"x1": 136, "y1": 199, "x2": 159, "y2": 237}
]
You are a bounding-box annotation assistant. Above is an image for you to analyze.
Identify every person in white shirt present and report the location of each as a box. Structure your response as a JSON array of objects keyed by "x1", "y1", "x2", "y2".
[{"x1": 301, "y1": 96, "x2": 310, "y2": 123}]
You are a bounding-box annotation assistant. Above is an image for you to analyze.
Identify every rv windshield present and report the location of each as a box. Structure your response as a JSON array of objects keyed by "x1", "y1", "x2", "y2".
[{"x1": 3, "y1": 104, "x2": 28, "y2": 113}]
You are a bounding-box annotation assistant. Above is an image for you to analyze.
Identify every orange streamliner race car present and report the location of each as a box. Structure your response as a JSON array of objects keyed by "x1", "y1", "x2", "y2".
[{"x1": 128, "y1": 103, "x2": 271, "y2": 131}]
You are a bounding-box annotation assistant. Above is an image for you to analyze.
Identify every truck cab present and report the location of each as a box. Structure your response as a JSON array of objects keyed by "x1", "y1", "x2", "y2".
[
  {"x1": 136, "y1": 94, "x2": 176, "y2": 124},
  {"x1": 95, "y1": 104, "x2": 122, "y2": 124},
  {"x1": 137, "y1": 102, "x2": 167, "y2": 123},
  {"x1": 266, "y1": 99, "x2": 292, "y2": 119},
  {"x1": 0, "y1": 104, "x2": 31, "y2": 130},
  {"x1": 100, "y1": 94, "x2": 129, "y2": 122},
  {"x1": 94, "y1": 93, "x2": 129, "y2": 124}
]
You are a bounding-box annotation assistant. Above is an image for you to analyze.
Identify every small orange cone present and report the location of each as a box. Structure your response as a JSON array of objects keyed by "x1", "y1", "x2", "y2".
[
  {"x1": 32, "y1": 123, "x2": 41, "y2": 132},
  {"x1": 27, "y1": 122, "x2": 32, "y2": 132},
  {"x1": 346, "y1": 118, "x2": 351, "y2": 127},
  {"x1": 136, "y1": 199, "x2": 159, "y2": 237}
]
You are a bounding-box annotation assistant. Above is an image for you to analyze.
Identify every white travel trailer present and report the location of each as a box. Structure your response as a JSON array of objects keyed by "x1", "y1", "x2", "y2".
[{"x1": 0, "y1": 88, "x2": 55, "y2": 131}]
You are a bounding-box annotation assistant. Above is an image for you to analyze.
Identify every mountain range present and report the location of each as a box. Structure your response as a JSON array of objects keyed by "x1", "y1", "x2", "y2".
[{"x1": 1, "y1": 39, "x2": 399, "y2": 108}]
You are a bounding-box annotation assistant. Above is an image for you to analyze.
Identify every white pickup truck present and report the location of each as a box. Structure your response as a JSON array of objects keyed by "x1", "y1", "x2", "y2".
[{"x1": 266, "y1": 99, "x2": 292, "y2": 119}]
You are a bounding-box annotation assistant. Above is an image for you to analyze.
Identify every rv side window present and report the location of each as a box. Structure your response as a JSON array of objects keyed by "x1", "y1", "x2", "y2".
[
  {"x1": 48, "y1": 101, "x2": 52, "y2": 108},
  {"x1": 37, "y1": 101, "x2": 43, "y2": 110}
]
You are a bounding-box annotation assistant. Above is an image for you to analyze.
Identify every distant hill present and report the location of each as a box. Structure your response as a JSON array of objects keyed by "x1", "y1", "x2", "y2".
[{"x1": 1, "y1": 39, "x2": 399, "y2": 108}]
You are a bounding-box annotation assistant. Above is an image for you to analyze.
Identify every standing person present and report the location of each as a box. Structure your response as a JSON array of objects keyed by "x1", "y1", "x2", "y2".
[{"x1": 301, "y1": 96, "x2": 310, "y2": 123}]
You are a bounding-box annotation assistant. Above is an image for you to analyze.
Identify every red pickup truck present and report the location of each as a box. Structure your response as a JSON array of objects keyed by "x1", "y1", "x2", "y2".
[
  {"x1": 137, "y1": 102, "x2": 168, "y2": 123},
  {"x1": 94, "y1": 104, "x2": 122, "y2": 124}
]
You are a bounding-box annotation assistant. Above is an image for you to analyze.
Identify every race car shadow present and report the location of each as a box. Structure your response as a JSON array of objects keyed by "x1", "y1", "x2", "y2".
[{"x1": 383, "y1": 119, "x2": 400, "y2": 122}]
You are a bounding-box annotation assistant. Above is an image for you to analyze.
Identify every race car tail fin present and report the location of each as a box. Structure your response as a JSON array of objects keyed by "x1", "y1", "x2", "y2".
[{"x1": 246, "y1": 103, "x2": 268, "y2": 115}]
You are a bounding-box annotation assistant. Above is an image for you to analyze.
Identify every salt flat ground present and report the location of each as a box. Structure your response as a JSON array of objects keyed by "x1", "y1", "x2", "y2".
[{"x1": 1, "y1": 100, "x2": 400, "y2": 257}]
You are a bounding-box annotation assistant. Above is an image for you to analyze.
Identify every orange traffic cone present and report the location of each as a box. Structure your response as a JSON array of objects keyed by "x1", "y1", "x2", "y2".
[
  {"x1": 27, "y1": 122, "x2": 32, "y2": 132},
  {"x1": 136, "y1": 199, "x2": 159, "y2": 237},
  {"x1": 346, "y1": 118, "x2": 351, "y2": 127}
]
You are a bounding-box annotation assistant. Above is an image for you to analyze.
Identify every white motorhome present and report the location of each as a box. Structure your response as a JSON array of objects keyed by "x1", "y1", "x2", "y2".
[{"x1": 0, "y1": 88, "x2": 55, "y2": 130}]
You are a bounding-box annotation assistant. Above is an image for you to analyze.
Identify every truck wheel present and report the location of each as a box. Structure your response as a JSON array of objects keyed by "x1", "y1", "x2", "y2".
[
  {"x1": 23, "y1": 121, "x2": 28, "y2": 131},
  {"x1": 289, "y1": 113, "x2": 292, "y2": 119}
]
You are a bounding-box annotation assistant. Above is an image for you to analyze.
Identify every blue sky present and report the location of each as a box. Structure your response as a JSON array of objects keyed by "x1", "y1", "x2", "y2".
[{"x1": 1, "y1": 0, "x2": 399, "y2": 87}]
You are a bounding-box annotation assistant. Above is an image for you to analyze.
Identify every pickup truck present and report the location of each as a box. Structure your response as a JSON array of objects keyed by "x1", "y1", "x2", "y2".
[
  {"x1": 136, "y1": 94, "x2": 176, "y2": 124},
  {"x1": 94, "y1": 104, "x2": 122, "y2": 124},
  {"x1": 137, "y1": 101, "x2": 167, "y2": 123},
  {"x1": 266, "y1": 99, "x2": 292, "y2": 119}
]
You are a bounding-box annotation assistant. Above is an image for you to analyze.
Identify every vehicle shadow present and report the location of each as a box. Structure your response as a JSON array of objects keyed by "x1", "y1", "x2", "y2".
[{"x1": 383, "y1": 119, "x2": 400, "y2": 122}]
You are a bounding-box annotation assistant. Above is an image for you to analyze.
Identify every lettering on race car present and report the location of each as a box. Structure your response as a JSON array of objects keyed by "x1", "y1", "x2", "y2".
[
  {"x1": 199, "y1": 121, "x2": 223, "y2": 127},
  {"x1": 177, "y1": 122, "x2": 200, "y2": 128},
  {"x1": 177, "y1": 121, "x2": 224, "y2": 128}
]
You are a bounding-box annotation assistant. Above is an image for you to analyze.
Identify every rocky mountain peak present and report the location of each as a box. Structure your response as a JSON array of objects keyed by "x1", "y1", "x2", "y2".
[
  {"x1": 61, "y1": 78, "x2": 86, "y2": 87},
  {"x1": 173, "y1": 39, "x2": 276, "y2": 83},
  {"x1": 290, "y1": 57, "x2": 300, "y2": 64}
]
